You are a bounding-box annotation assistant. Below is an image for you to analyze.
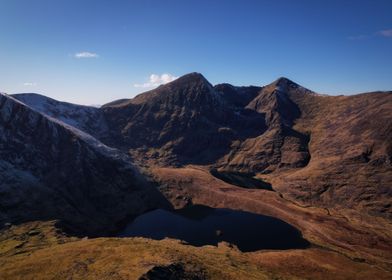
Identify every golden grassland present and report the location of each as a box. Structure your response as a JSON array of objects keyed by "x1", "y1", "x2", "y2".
[{"x1": 0, "y1": 221, "x2": 391, "y2": 280}]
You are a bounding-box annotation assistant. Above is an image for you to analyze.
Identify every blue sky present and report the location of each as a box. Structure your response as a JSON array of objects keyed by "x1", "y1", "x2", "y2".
[{"x1": 0, "y1": 0, "x2": 391, "y2": 105}]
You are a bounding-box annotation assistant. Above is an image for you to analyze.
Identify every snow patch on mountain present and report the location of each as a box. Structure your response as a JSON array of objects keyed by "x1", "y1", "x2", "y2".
[
  {"x1": 0, "y1": 92, "x2": 133, "y2": 168},
  {"x1": 12, "y1": 93, "x2": 109, "y2": 137}
]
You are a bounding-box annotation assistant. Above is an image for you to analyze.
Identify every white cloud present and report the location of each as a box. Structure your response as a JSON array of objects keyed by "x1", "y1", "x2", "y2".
[
  {"x1": 348, "y1": 29, "x2": 392, "y2": 40},
  {"x1": 134, "y1": 73, "x2": 178, "y2": 88},
  {"x1": 377, "y1": 29, "x2": 392, "y2": 38},
  {"x1": 74, "y1": 52, "x2": 99, "y2": 58},
  {"x1": 23, "y1": 82, "x2": 37, "y2": 86}
]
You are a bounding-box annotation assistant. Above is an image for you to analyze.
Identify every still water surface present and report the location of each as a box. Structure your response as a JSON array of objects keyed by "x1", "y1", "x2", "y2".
[{"x1": 119, "y1": 205, "x2": 310, "y2": 252}]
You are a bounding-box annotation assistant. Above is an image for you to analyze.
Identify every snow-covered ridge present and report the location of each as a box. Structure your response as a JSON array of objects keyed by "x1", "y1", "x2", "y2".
[
  {"x1": 12, "y1": 93, "x2": 108, "y2": 137},
  {"x1": 12, "y1": 93, "x2": 94, "y2": 111},
  {"x1": 0, "y1": 92, "x2": 132, "y2": 167}
]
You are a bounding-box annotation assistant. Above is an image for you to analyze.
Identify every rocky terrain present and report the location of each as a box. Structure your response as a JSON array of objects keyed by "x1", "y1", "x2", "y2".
[
  {"x1": 102, "y1": 73, "x2": 266, "y2": 165},
  {"x1": 0, "y1": 93, "x2": 169, "y2": 235},
  {"x1": 0, "y1": 73, "x2": 391, "y2": 279}
]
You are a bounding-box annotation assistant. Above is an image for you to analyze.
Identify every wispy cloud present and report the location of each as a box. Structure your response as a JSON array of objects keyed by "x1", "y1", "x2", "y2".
[
  {"x1": 23, "y1": 82, "x2": 37, "y2": 86},
  {"x1": 348, "y1": 34, "x2": 369, "y2": 40},
  {"x1": 377, "y1": 29, "x2": 392, "y2": 38},
  {"x1": 134, "y1": 73, "x2": 178, "y2": 88},
  {"x1": 74, "y1": 51, "x2": 99, "y2": 58},
  {"x1": 348, "y1": 28, "x2": 392, "y2": 40}
]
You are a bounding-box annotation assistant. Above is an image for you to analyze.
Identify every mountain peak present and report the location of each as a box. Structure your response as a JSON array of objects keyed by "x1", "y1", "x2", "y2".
[
  {"x1": 180, "y1": 72, "x2": 206, "y2": 80},
  {"x1": 273, "y1": 77, "x2": 298, "y2": 88},
  {"x1": 170, "y1": 72, "x2": 211, "y2": 86},
  {"x1": 261, "y1": 77, "x2": 302, "y2": 94}
]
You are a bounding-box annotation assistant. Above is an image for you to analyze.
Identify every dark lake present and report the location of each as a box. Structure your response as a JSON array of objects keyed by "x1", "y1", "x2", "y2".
[
  {"x1": 118, "y1": 205, "x2": 310, "y2": 252},
  {"x1": 210, "y1": 169, "x2": 274, "y2": 191}
]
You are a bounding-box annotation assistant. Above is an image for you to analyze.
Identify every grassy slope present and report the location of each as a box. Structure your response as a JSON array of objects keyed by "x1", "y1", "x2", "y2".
[{"x1": 1, "y1": 222, "x2": 391, "y2": 280}]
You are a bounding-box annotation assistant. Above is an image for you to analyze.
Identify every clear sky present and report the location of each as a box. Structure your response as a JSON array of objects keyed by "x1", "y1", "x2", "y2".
[{"x1": 0, "y1": 0, "x2": 391, "y2": 105}]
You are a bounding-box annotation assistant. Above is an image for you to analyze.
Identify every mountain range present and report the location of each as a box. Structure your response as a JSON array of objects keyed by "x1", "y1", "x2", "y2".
[{"x1": 1, "y1": 73, "x2": 391, "y2": 278}]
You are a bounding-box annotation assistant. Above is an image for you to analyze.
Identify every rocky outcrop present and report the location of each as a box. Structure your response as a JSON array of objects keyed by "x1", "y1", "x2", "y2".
[{"x1": 139, "y1": 263, "x2": 206, "y2": 280}]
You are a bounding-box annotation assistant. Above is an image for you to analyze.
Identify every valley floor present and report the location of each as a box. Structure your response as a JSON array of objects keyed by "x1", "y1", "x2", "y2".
[{"x1": 1, "y1": 166, "x2": 391, "y2": 279}]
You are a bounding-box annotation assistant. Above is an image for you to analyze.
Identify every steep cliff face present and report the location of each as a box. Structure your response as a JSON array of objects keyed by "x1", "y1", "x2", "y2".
[{"x1": 0, "y1": 93, "x2": 168, "y2": 235}]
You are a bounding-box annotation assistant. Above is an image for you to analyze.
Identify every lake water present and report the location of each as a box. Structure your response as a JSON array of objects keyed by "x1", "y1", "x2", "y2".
[
  {"x1": 118, "y1": 205, "x2": 309, "y2": 252},
  {"x1": 209, "y1": 169, "x2": 274, "y2": 191}
]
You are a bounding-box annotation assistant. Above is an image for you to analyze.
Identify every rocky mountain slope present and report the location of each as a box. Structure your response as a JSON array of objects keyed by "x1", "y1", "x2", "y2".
[
  {"x1": 216, "y1": 77, "x2": 311, "y2": 172},
  {"x1": 0, "y1": 93, "x2": 168, "y2": 235},
  {"x1": 101, "y1": 75, "x2": 314, "y2": 173},
  {"x1": 270, "y1": 87, "x2": 392, "y2": 219},
  {"x1": 102, "y1": 73, "x2": 266, "y2": 165},
  {"x1": 101, "y1": 73, "x2": 391, "y2": 220}
]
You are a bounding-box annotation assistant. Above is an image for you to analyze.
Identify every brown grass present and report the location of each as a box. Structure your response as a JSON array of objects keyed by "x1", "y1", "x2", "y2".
[{"x1": 1, "y1": 221, "x2": 391, "y2": 280}]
